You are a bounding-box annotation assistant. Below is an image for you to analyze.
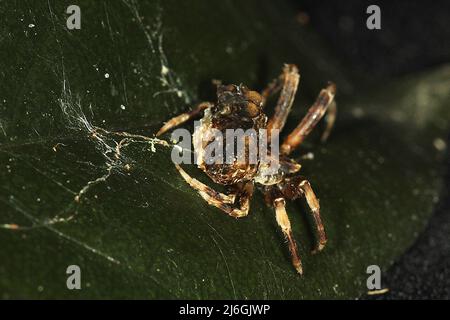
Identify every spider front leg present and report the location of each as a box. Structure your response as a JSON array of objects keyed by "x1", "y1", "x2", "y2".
[
  {"x1": 281, "y1": 83, "x2": 337, "y2": 155},
  {"x1": 156, "y1": 102, "x2": 213, "y2": 137},
  {"x1": 175, "y1": 164, "x2": 254, "y2": 218},
  {"x1": 262, "y1": 64, "x2": 300, "y2": 135},
  {"x1": 298, "y1": 179, "x2": 327, "y2": 253},
  {"x1": 273, "y1": 198, "x2": 303, "y2": 274},
  {"x1": 280, "y1": 176, "x2": 327, "y2": 253},
  {"x1": 264, "y1": 186, "x2": 303, "y2": 274}
]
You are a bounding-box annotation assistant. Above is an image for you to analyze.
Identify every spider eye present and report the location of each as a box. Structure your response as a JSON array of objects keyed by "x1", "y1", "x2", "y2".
[{"x1": 239, "y1": 85, "x2": 249, "y2": 93}]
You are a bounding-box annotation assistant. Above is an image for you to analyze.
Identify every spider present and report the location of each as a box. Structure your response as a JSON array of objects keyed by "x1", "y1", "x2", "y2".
[{"x1": 156, "y1": 64, "x2": 337, "y2": 274}]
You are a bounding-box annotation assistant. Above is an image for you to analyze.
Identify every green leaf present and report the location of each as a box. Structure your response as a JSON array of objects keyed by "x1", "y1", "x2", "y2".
[{"x1": 0, "y1": 0, "x2": 448, "y2": 299}]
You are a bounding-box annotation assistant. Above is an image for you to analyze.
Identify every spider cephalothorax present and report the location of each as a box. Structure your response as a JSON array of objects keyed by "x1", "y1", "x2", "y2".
[
  {"x1": 196, "y1": 84, "x2": 267, "y2": 185},
  {"x1": 156, "y1": 64, "x2": 337, "y2": 274}
]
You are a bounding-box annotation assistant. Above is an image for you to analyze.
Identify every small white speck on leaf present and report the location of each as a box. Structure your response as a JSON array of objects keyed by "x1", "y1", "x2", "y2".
[
  {"x1": 433, "y1": 137, "x2": 446, "y2": 151},
  {"x1": 161, "y1": 65, "x2": 169, "y2": 75},
  {"x1": 351, "y1": 107, "x2": 364, "y2": 118},
  {"x1": 332, "y1": 284, "x2": 339, "y2": 294}
]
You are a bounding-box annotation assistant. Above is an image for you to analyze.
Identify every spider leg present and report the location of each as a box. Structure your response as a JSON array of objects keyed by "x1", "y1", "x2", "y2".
[
  {"x1": 297, "y1": 179, "x2": 327, "y2": 253},
  {"x1": 273, "y1": 198, "x2": 303, "y2": 275},
  {"x1": 281, "y1": 83, "x2": 337, "y2": 155},
  {"x1": 156, "y1": 102, "x2": 213, "y2": 136},
  {"x1": 320, "y1": 100, "x2": 337, "y2": 143},
  {"x1": 280, "y1": 176, "x2": 327, "y2": 254},
  {"x1": 260, "y1": 72, "x2": 284, "y2": 103},
  {"x1": 175, "y1": 164, "x2": 253, "y2": 218},
  {"x1": 263, "y1": 64, "x2": 300, "y2": 135},
  {"x1": 263, "y1": 186, "x2": 303, "y2": 274}
]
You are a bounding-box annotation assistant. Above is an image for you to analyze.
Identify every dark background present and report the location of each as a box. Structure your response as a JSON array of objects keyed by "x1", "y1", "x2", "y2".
[{"x1": 294, "y1": 0, "x2": 450, "y2": 299}]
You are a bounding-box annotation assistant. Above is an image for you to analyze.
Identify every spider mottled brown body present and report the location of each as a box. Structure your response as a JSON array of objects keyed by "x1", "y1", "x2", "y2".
[{"x1": 156, "y1": 64, "x2": 337, "y2": 274}]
